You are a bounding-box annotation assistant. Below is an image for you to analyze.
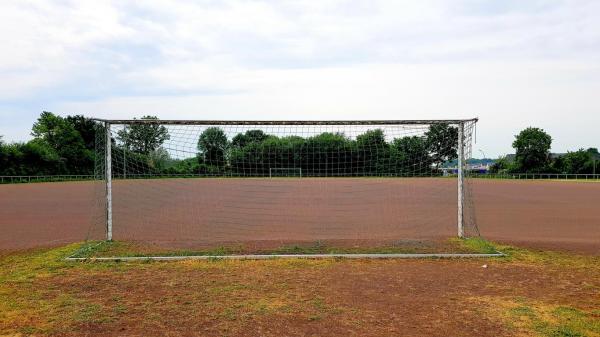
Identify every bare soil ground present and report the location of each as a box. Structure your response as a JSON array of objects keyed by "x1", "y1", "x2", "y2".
[
  {"x1": 0, "y1": 178, "x2": 598, "y2": 254},
  {"x1": 0, "y1": 181, "x2": 99, "y2": 250},
  {"x1": 1, "y1": 180, "x2": 599, "y2": 336},
  {"x1": 472, "y1": 179, "x2": 600, "y2": 254},
  {"x1": 0, "y1": 244, "x2": 598, "y2": 337}
]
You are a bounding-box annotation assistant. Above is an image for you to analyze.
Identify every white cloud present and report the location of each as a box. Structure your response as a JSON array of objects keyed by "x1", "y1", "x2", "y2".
[
  {"x1": 0, "y1": 1, "x2": 134, "y2": 98},
  {"x1": 57, "y1": 60, "x2": 600, "y2": 156},
  {"x1": 0, "y1": 0, "x2": 599, "y2": 156}
]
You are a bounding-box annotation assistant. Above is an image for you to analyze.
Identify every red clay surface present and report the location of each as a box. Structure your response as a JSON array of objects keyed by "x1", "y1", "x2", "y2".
[{"x1": 0, "y1": 178, "x2": 598, "y2": 254}]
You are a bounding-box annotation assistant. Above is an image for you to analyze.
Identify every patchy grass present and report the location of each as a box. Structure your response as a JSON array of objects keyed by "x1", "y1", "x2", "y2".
[
  {"x1": 0, "y1": 244, "x2": 127, "y2": 335},
  {"x1": 492, "y1": 243, "x2": 600, "y2": 271},
  {"x1": 451, "y1": 237, "x2": 500, "y2": 254},
  {"x1": 0, "y1": 241, "x2": 597, "y2": 336},
  {"x1": 472, "y1": 297, "x2": 600, "y2": 337},
  {"x1": 70, "y1": 241, "x2": 247, "y2": 259},
  {"x1": 0, "y1": 243, "x2": 351, "y2": 335},
  {"x1": 70, "y1": 238, "x2": 501, "y2": 259}
]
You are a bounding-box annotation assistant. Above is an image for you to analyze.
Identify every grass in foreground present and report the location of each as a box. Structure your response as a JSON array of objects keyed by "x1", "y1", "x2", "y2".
[
  {"x1": 1, "y1": 242, "x2": 598, "y2": 336},
  {"x1": 471, "y1": 297, "x2": 600, "y2": 337}
]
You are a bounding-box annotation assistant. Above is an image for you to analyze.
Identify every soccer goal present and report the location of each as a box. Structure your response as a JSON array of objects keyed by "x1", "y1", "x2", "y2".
[
  {"x1": 270, "y1": 168, "x2": 302, "y2": 178},
  {"x1": 74, "y1": 118, "x2": 500, "y2": 260}
]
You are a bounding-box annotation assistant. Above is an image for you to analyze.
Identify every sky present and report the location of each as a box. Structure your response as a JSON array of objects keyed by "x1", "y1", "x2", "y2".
[{"x1": 0, "y1": 0, "x2": 599, "y2": 157}]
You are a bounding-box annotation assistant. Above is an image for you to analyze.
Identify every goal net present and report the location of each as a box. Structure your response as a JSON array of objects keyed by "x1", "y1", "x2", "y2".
[
  {"x1": 86, "y1": 119, "x2": 480, "y2": 257},
  {"x1": 270, "y1": 168, "x2": 302, "y2": 178}
]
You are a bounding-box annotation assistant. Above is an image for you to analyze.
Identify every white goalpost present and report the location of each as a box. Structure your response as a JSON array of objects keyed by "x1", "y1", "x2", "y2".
[
  {"x1": 105, "y1": 122, "x2": 113, "y2": 241},
  {"x1": 72, "y1": 118, "x2": 501, "y2": 260},
  {"x1": 457, "y1": 122, "x2": 465, "y2": 239}
]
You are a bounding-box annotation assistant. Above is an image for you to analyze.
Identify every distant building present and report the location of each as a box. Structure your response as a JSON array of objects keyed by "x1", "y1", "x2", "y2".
[
  {"x1": 504, "y1": 153, "x2": 566, "y2": 163},
  {"x1": 440, "y1": 159, "x2": 493, "y2": 174}
]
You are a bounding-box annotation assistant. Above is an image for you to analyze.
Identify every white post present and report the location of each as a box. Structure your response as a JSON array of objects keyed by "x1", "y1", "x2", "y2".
[
  {"x1": 123, "y1": 138, "x2": 126, "y2": 179},
  {"x1": 457, "y1": 122, "x2": 465, "y2": 238},
  {"x1": 105, "y1": 122, "x2": 113, "y2": 241}
]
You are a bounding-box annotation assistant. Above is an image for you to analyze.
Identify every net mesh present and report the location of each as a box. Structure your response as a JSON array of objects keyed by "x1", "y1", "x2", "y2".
[{"x1": 89, "y1": 120, "x2": 478, "y2": 254}]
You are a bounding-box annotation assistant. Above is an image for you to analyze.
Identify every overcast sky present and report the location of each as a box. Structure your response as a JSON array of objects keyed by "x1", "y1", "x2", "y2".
[{"x1": 0, "y1": 0, "x2": 599, "y2": 157}]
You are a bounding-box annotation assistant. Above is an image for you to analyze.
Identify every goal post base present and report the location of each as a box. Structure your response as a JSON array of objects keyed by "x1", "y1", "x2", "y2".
[{"x1": 67, "y1": 237, "x2": 501, "y2": 261}]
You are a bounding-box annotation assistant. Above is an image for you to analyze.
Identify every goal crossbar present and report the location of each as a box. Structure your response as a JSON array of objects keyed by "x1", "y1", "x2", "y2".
[{"x1": 92, "y1": 118, "x2": 478, "y2": 126}]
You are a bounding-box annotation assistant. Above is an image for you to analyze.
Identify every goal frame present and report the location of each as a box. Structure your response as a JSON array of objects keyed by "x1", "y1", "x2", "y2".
[{"x1": 79, "y1": 118, "x2": 501, "y2": 261}]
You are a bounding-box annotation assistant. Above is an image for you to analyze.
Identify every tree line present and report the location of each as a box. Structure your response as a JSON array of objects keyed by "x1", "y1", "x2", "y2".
[
  {"x1": 490, "y1": 127, "x2": 599, "y2": 174},
  {"x1": 1, "y1": 112, "x2": 597, "y2": 176},
  {"x1": 0, "y1": 112, "x2": 459, "y2": 177},
  {"x1": 112, "y1": 119, "x2": 459, "y2": 177},
  {"x1": 0, "y1": 112, "x2": 96, "y2": 175}
]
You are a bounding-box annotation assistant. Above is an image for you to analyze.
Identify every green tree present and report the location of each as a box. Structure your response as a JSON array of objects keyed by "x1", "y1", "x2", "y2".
[
  {"x1": 356, "y1": 129, "x2": 386, "y2": 147},
  {"x1": 489, "y1": 156, "x2": 513, "y2": 173},
  {"x1": 0, "y1": 140, "x2": 61, "y2": 176},
  {"x1": 21, "y1": 140, "x2": 62, "y2": 174},
  {"x1": 197, "y1": 127, "x2": 229, "y2": 167},
  {"x1": 65, "y1": 115, "x2": 98, "y2": 150},
  {"x1": 0, "y1": 141, "x2": 21, "y2": 175},
  {"x1": 587, "y1": 148, "x2": 599, "y2": 175},
  {"x1": 31, "y1": 112, "x2": 69, "y2": 147},
  {"x1": 116, "y1": 116, "x2": 170, "y2": 155},
  {"x1": 425, "y1": 123, "x2": 458, "y2": 167},
  {"x1": 562, "y1": 150, "x2": 589, "y2": 174},
  {"x1": 164, "y1": 157, "x2": 200, "y2": 174},
  {"x1": 147, "y1": 147, "x2": 172, "y2": 171},
  {"x1": 512, "y1": 127, "x2": 552, "y2": 173},
  {"x1": 553, "y1": 148, "x2": 599, "y2": 174},
  {"x1": 31, "y1": 111, "x2": 93, "y2": 174},
  {"x1": 587, "y1": 147, "x2": 599, "y2": 156},
  {"x1": 231, "y1": 130, "x2": 269, "y2": 148},
  {"x1": 391, "y1": 136, "x2": 430, "y2": 175},
  {"x1": 303, "y1": 132, "x2": 352, "y2": 176},
  {"x1": 356, "y1": 129, "x2": 389, "y2": 175}
]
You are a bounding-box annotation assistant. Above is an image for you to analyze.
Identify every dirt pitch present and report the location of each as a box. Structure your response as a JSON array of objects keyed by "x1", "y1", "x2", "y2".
[
  {"x1": 0, "y1": 178, "x2": 598, "y2": 254},
  {"x1": 1, "y1": 179, "x2": 599, "y2": 336}
]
